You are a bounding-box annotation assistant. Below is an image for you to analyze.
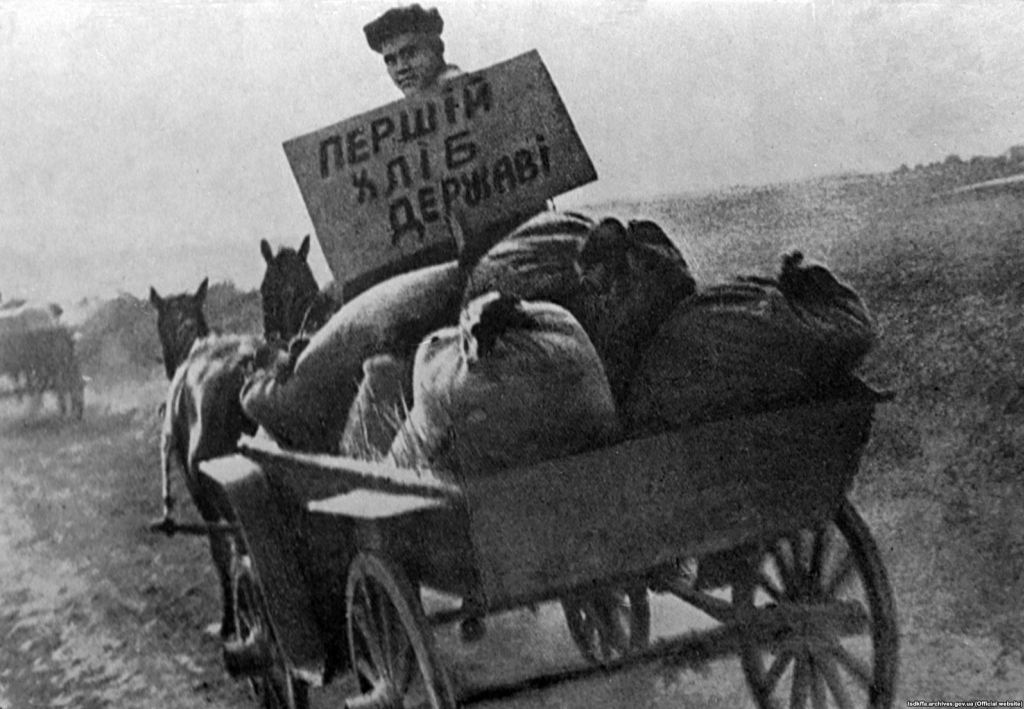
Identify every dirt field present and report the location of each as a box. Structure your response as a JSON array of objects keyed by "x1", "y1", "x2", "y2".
[{"x1": 2, "y1": 174, "x2": 1024, "y2": 708}]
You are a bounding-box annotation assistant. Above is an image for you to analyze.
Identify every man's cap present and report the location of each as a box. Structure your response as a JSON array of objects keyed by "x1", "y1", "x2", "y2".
[{"x1": 364, "y1": 5, "x2": 444, "y2": 53}]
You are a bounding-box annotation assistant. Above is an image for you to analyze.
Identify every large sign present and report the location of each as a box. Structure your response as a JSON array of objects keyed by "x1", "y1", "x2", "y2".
[{"x1": 283, "y1": 50, "x2": 596, "y2": 289}]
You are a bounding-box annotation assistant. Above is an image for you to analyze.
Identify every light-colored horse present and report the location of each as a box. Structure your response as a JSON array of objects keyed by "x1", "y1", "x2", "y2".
[{"x1": 150, "y1": 277, "x2": 269, "y2": 639}]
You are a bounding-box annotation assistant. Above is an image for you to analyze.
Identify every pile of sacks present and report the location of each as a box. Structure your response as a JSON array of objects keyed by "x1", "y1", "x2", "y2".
[
  {"x1": 240, "y1": 211, "x2": 875, "y2": 480},
  {"x1": 624, "y1": 251, "x2": 876, "y2": 434}
]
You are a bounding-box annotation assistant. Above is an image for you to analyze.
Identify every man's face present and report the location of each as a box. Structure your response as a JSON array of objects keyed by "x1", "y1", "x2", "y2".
[{"x1": 380, "y1": 32, "x2": 444, "y2": 97}]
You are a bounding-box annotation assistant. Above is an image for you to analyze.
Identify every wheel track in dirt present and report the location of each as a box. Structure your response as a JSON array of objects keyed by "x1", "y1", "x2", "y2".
[{"x1": 0, "y1": 401, "x2": 250, "y2": 709}]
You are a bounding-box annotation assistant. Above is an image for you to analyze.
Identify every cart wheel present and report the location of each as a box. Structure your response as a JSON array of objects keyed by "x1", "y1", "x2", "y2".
[
  {"x1": 232, "y1": 555, "x2": 310, "y2": 709},
  {"x1": 345, "y1": 553, "x2": 456, "y2": 709},
  {"x1": 561, "y1": 585, "x2": 651, "y2": 665},
  {"x1": 736, "y1": 500, "x2": 899, "y2": 709}
]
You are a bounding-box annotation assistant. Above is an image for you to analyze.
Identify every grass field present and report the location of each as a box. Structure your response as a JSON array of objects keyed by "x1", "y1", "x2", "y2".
[{"x1": 2, "y1": 170, "x2": 1024, "y2": 706}]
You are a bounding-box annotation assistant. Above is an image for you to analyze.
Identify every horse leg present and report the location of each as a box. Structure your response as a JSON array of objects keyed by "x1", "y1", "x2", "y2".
[
  {"x1": 189, "y1": 437, "x2": 240, "y2": 640},
  {"x1": 208, "y1": 529, "x2": 237, "y2": 639},
  {"x1": 71, "y1": 377, "x2": 84, "y2": 420},
  {"x1": 159, "y1": 418, "x2": 178, "y2": 521},
  {"x1": 57, "y1": 374, "x2": 68, "y2": 417},
  {"x1": 25, "y1": 369, "x2": 43, "y2": 415}
]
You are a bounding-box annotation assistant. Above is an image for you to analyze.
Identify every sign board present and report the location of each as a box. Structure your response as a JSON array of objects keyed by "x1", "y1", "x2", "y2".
[{"x1": 283, "y1": 50, "x2": 597, "y2": 290}]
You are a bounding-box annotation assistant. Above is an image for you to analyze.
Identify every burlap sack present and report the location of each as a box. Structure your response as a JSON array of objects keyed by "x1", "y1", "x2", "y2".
[
  {"x1": 624, "y1": 252, "x2": 876, "y2": 436},
  {"x1": 240, "y1": 261, "x2": 465, "y2": 452},
  {"x1": 389, "y1": 292, "x2": 621, "y2": 476},
  {"x1": 337, "y1": 353, "x2": 412, "y2": 460},
  {"x1": 464, "y1": 212, "x2": 696, "y2": 405}
]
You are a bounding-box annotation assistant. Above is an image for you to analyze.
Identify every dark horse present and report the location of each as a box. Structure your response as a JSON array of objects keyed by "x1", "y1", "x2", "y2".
[
  {"x1": 259, "y1": 235, "x2": 337, "y2": 344},
  {"x1": 149, "y1": 277, "x2": 268, "y2": 639}
]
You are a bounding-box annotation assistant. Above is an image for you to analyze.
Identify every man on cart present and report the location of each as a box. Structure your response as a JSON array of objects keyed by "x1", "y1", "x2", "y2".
[{"x1": 364, "y1": 4, "x2": 464, "y2": 98}]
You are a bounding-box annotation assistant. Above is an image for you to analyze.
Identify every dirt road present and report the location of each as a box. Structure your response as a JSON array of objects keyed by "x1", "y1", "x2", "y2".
[
  {"x1": 0, "y1": 387, "x2": 756, "y2": 709},
  {"x1": 1, "y1": 379, "x2": 1023, "y2": 708}
]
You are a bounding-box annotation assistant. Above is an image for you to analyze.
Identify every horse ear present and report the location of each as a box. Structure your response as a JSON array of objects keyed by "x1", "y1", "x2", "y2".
[
  {"x1": 195, "y1": 278, "x2": 209, "y2": 303},
  {"x1": 299, "y1": 235, "x2": 311, "y2": 261},
  {"x1": 149, "y1": 286, "x2": 163, "y2": 309},
  {"x1": 260, "y1": 239, "x2": 274, "y2": 264}
]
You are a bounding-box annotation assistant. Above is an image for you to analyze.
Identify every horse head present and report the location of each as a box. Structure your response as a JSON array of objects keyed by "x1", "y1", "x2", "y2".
[
  {"x1": 259, "y1": 235, "x2": 322, "y2": 345},
  {"x1": 149, "y1": 278, "x2": 211, "y2": 379}
]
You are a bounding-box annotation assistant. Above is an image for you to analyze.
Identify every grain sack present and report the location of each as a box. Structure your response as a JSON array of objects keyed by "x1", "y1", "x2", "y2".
[
  {"x1": 624, "y1": 252, "x2": 876, "y2": 435},
  {"x1": 389, "y1": 292, "x2": 621, "y2": 476},
  {"x1": 240, "y1": 261, "x2": 465, "y2": 452},
  {"x1": 464, "y1": 211, "x2": 696, "y2": 405},
  {"x1": 337, "y1": 353, "x2": 412, "y2": 460}
]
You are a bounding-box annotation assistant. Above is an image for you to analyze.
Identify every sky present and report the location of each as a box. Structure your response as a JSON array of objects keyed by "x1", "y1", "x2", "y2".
[{"x1": 2, "y1": 0, "x2": 1023, "y2": 303}]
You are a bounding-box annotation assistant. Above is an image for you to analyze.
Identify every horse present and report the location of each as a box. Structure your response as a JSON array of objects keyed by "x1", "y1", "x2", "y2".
[
  {"x1": 0, "y1": 326, "x2": 84, "y2": 417},
  {"x1": 0, "y1": 299, "x2": 72, "y2": 405},
  {"x1": 149, "y1": 277, "x2": 269, "y2": 639},
  {"x1": 259, "y1": 235, "x2": 338, "y2": 345}
]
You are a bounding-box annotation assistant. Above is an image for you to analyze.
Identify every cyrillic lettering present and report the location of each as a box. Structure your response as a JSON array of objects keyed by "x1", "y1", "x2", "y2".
[
  {"x1": 385, "y1": 156, "x2": 413, "y2": 196},
  {"x1": 318, "y1": 135, "x2": 343, "y2": 178},
  {"x1": 370, "y1": 117, "x2": 395, "y2": 154},
  {"x1": 445, "y1": 131, "x2": 477, "y2": 170},
  {"x1": 351, "y1": 169, "x2": 378, "y2": 204},
  {"x1": 388, "y1": 198, "x2": 425, "y2": 245},
  {"x1": 492, "y1": 155, "x2": 516, "y2": 194},
  {"x1": 346, "y1": 128, "x2": 370, "y2": 164},
  {"x1": 464, "y1": 77, "x2": 492, "y2": 120}
]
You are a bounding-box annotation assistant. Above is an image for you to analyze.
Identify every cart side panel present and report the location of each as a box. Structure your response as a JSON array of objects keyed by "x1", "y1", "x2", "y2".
[
  {"x1": 463, "y1": 397, "x2": 875, "y2": 608},
  {"x1": 244, "y1": 441, "x2": 481, "y2": 600},
  {"x1": 200, "y1": 455, "x2": 326, "y2": 681},
  {"x1": 305, "y1": 493, "x2": 480, "y2": 600}
]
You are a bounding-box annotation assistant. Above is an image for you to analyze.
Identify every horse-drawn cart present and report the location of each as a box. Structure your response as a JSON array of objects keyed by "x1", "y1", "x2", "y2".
[
  {"x1": 0, "y1": 324, "x2": 85, "y2": 419},
  {"x1": 194, "y1": 377, "x2": 898, "y2": 709}
]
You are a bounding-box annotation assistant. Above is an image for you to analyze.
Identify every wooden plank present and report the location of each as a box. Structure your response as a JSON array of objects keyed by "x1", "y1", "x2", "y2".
[
  {"x1": 200, "y1": 455, "x2": 327, "y2": 682},
  {"x1": 282, "y1": 50, "x2": 596, "y2": 289},
  {"x1": 462, "y1": 397, "x2": 874, "y2": 607},
  {"x1": 308, "y1": 490, "x2": 448, "y2": 519},
  {"x1": 246, "y1": 443, "x2": 481, "y2": 606},
  {"x1": 239, "y1": 435, "x2": 463, "y2": 501}
]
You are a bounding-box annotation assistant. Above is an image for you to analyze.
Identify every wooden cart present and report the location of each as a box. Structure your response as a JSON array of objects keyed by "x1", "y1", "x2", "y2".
[{"x1": 198, "y1": 378, "x2": 898, "y2": 709}]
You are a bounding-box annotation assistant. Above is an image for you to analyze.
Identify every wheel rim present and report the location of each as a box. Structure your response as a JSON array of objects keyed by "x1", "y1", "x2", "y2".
[
  {"x1": 561, "y1": 585, "x2": 651, "y2": 665},
  {"x1": 737, "y1": 501, "x2": 899, "y2": 709},
  {"x1": 233, "y1": 556, "x2": 307, "y2": 709},
  {"x1": 346, "y1": 553, "x2": 456, "y2": 709}
]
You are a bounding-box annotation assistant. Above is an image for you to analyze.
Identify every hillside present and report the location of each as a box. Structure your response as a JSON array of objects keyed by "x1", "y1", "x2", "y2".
[
  {"x1": 56, "y1": 140, "x2": 1024, "y2": 386},
  {"x1": 74, "y1": 281, "x2": 263, "y2": 380},
  {"x1": 3, "y1": 161, "x2": 1024, "y2": 706}
]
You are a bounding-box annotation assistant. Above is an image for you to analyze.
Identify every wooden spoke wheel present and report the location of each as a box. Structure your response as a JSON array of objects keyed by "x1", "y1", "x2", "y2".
[
  {"x1": 345, "y1": 553, "x2": 456, "y2": 709},
  {"x1": 232, "y1": 555, "x2": 310, "y2": 709},
  {"x1": 561, "y1": 585, "x2": 651, "y2": 666},
  {"x1": 735, "y1": 500, "x2": 899, "y2": 709}
]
